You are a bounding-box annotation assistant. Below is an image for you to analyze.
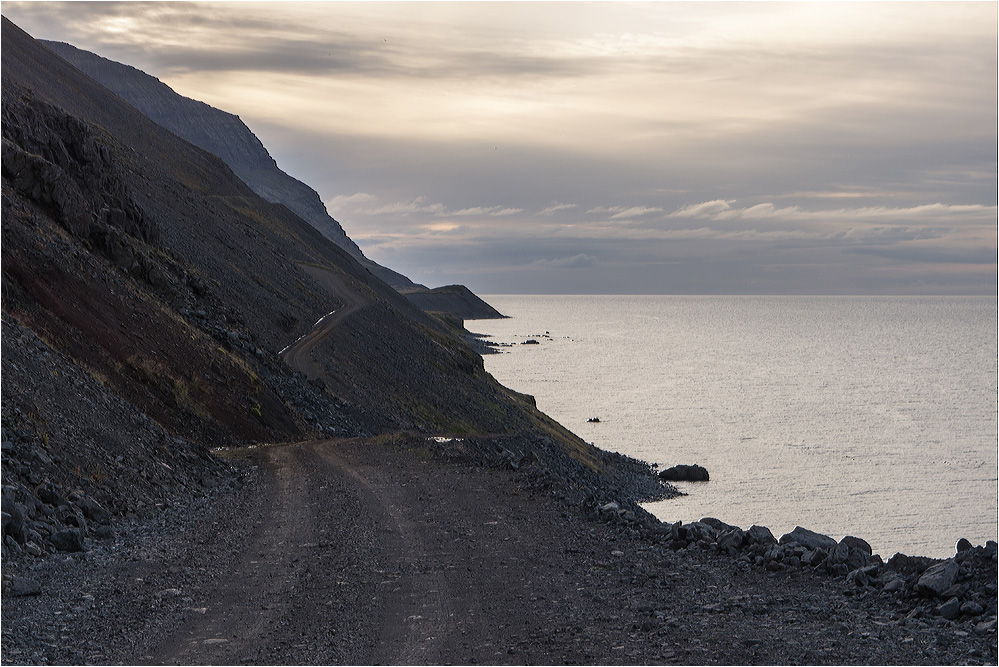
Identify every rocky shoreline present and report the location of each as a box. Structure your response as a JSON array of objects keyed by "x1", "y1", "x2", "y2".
[{"x1": 3, "y1": 430, "x2": 996, "y2": 664}]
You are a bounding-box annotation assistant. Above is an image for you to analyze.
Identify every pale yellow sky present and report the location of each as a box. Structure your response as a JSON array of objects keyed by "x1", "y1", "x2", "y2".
[{"x1": 5, "y1": 2, "x2": 996, "y2": 293}]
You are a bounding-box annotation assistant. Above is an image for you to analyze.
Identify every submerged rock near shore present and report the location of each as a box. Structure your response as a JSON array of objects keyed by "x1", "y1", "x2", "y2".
[{"x1": 659, "y1": 463, "x2": 710, "y2": 482}]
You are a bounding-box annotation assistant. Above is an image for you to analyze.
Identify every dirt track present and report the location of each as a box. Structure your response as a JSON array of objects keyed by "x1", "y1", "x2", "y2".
[
  {"x1": 279, "y1": 265, "x2": 370, "y2": 380},
  {"x1": 3, "y1": 437, "x2": 995, "y2": 665}
]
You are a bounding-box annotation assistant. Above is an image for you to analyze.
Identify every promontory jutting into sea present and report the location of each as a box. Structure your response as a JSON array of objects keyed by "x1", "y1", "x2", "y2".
[{"x1": 472, "y1": 295, "x2": 998, "y2": 559}]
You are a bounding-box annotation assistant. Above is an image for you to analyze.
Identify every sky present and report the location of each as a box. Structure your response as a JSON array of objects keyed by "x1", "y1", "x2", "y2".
[{"x1": 4, "y1": 2, "x2": 997, "y2": 294}]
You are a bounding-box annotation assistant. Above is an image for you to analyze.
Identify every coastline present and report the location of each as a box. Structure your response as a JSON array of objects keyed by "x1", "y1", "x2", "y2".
[
  {"x1": 3, "y1": 434, "x2": 996, "y2": 664},
  {"x1": 466, "y1": 294, "x2": 999, "y2": 559}
]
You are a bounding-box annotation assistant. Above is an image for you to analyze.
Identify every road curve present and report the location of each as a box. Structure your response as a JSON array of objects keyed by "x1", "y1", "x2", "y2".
[{"x1": 279, "y1": 265, "x2": 370, "y2": 379}]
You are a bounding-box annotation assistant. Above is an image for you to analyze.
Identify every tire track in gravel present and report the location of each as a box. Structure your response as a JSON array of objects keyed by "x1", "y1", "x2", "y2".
[
  {"x1": 311, "y1": 444, "x2": 453, "y2": 665},
  {"x1": 136, "y1": 442, "x2": 379, "y2": 665},
  {"x1": 138, "y1": 439, "x2": 458, "y2": 665}
]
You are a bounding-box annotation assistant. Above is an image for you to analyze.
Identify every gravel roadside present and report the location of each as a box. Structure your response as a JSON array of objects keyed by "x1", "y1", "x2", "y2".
[{"x1": 2, "y1": 438, "x2": 996, "y2": 665}]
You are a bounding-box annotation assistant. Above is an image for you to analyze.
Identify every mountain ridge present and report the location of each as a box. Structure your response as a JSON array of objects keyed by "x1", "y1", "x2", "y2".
[{"x1": 39, "y1": 38, "x2": 505, "y2": 320}]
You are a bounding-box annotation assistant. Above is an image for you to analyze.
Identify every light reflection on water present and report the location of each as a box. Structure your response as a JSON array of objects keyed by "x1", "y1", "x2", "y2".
[{"x1": 473, "y1": 295, "x2": 998, "y2": 559}]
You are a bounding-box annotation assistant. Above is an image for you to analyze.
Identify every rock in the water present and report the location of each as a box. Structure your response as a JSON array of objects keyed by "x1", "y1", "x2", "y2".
[
  {"x1": 917, "y1": 558, "x2": 960, "y2": 597},
  {"x1": 49, "y1": 527, "x2": 85, "y2": 552},
  {"x1": 659, "y1": 464, "x2": 709, "y2": 482},
  {"x1": 8, "y1": 576, "x2": 41, "y2": 597},
  {"x1": 956, "y1": 537, "x2": 973, "y2": 552},
  {"x1": 937, "y1": 597, "x2": 961, "y2": 620},
  {"x1": 779, "y1": 526, "x2": 838, "y2": 552}
]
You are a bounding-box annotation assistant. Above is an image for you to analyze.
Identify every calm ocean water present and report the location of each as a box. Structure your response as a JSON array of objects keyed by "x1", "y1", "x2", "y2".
[{"x1": 471, "y1": 296, "x2": 998, "y2": 559}]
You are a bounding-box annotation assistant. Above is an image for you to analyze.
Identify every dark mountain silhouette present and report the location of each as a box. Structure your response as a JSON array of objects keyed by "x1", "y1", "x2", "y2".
[
  {"x1": 401, "y1": 284, "x2": 504, "y2": 320},
  {"x1": 39, "y1": 39, "x2": 415, "y2": 290},
  {"x1": 40, "y1": 39, "x2": 505, "y2": 321}
]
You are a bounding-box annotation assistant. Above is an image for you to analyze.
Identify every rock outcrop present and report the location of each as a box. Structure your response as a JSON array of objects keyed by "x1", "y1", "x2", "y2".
[{"x1": 399, "y1": 284, "x2": 505, "y2": 320}]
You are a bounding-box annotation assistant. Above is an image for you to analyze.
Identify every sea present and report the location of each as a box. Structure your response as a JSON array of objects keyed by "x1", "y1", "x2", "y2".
[{"x1": 470, "y1": 295, "x2": 998, "y2": 559}]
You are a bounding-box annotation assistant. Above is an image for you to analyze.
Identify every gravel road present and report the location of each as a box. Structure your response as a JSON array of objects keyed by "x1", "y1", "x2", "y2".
[
  {"x1": 279, "y1": 265, "x2": 370, "y2": 381},
  {"x1": 2, "y1": 438, "x2": 995, "y2": 665}
]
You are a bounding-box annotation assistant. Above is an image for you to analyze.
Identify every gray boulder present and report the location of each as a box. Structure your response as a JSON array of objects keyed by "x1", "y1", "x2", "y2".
[
  {"x1": 746, "y1": 525, "x2": 777, "y2": 546},
  {"x1": 668, "y1": 521, "x2": 683, "y2": 542},
  {"x1": 49, "y1": 527, "x2": 85, "y2": 552},
  {"x1": 659, "y1": 464, "x2": 709, "y2": 482},
  {"x1": 779, "y1": 526, "x2": 837, "y2": 552},
  {"x1": 7, "y1": 576, "x2": 41, "y2": 597},
  {"x1": 883, "y1": 576, "x2": 906, "y2": 593},
  {"x1": 975, "y1": 619, "x2": 997, "y2": 635},
  {"x1": 717, "y1": 528, "x2": 746, "y2": 551},
  {"x1": 700, "y1": 517, "x2": 740, "y2": 533},
  {"x1": 683, "y1": 521, "x2": 717, "y2": 543},
  {"x1": 937, "y1": 597, "x2": 961, "y2": 620},
  {"x1": 917, "y1": 558, "x2": 959, "y2": 597},
  {"x1": 79, "y1": 496, "x2": 111, "y2": 524},
  {"x1": 2, "y1": 502, "x2": 27, "y2": 544},
  {"x1": 961, "y1": 600, "x2": 985, "y2": 616},
  {"x1": 840, "y1": 535, "x2": 872, "y2": 556}
]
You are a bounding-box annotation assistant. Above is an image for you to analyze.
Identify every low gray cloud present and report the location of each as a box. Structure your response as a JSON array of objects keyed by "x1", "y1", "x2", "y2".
[
  {"x1": 532, "y1": 254, "x2": 597, "y2": 269},
  {"x1": 845, "y1": 246, "x2": 997, "y2": 265}
]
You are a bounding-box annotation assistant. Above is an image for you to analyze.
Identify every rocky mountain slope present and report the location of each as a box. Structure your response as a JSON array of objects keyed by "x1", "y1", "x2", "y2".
[
  {"x1": 39, "y1": 39, "x2": 506, "y2": 322},
  {"x1": 39, "y1": 39, "x2": 417, "y2": 290},
  {"x1": 1, "y1": 17, "x2": 618, "y2": 561}
]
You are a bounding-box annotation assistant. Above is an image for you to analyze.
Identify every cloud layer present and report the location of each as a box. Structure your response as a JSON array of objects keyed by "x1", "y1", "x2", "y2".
[{"x1": 5, "y1": 1, "x2": 995, "y2": 294}]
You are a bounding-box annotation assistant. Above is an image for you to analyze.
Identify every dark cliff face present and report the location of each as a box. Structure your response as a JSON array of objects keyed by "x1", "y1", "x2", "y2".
[{"x1": 39, "y1": 39, "x2": 423, "y2": 292}]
